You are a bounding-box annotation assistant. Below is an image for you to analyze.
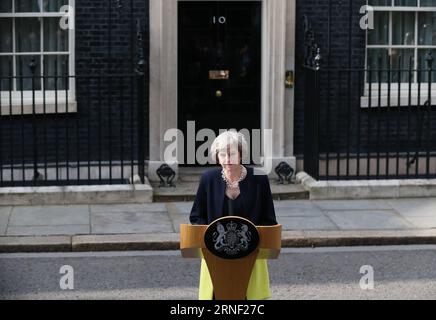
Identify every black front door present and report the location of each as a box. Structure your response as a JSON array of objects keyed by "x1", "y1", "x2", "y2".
[{"x1": 178, "y1": 1, "x2": 262, "y2": 166}]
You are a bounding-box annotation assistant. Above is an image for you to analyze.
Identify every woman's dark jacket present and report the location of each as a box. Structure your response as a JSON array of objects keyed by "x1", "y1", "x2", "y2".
[{"x1": 189, "y1": 167, "x2": 278, "y2": 226}]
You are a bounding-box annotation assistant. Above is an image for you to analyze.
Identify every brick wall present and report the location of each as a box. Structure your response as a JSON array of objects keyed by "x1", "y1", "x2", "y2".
[
  {"x1": 0, "y1": 0, "x2": 150, "y2": 169},
  {"x1": 294, "y1": 0, "x2": 436, "y2": 158}
]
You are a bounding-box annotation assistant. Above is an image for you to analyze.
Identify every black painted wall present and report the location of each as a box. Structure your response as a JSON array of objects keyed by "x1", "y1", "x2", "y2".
[
  {"x1": 294, "y1": 0, "x2": 436, "y2": 158},
  {"x1": 0, "y1": 0, "x2": 150, "y2": 168},
  {"x1": 3, "y1": 0, "x2": 435, "y2": 171}
]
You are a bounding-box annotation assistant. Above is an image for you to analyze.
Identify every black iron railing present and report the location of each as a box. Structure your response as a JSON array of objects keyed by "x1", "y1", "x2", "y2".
[
  {"x1": 0, "y1": 71, "x2": 146, "y2": 187},
  {"x1": 302, "y1": 10, "x2": 436, "y2": 181},
  {"x1": 303, "y1": 49, "x2": 436, "y2": 181},
  {"x1": 0, "y1": 0, "x2": 148, "y2": 187}
]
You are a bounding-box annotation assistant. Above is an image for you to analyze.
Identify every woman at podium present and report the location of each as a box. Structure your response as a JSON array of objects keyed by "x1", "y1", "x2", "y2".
[{"x1": 190, "y1": 131, "x2": 278, "y2": 300}]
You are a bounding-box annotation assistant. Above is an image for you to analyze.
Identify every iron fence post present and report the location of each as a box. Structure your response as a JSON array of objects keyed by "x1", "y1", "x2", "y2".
[
  {"x1": 135, "y1": 19, "x2": 146, "y2": 184},
  {"x1": 303, "y1": 16, "x2": 321, "y2": 180},
  {"x1": 29, "y1": 57, "x2": 40, "y2": 185}
]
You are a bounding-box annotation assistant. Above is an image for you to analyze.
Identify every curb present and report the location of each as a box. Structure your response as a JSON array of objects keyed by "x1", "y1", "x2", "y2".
[
  {"x1": 2, "y1": 230, "x2": 436, "y2": 253},
  {"x1": 0, "y1": 184, "x2": 153, "y2": 206},
  {"x1": 0, "y1": 236, "x2": 72, "y2": 253},
  {"x1": 72, "y1": 234, "x2": 180, "y2": 252},
  {"x1": 281, "y1": 230, "x2": 436, "y2": 247},
  {"x1": 296, "y1": 171, "x2": 436, "y2": 200}
]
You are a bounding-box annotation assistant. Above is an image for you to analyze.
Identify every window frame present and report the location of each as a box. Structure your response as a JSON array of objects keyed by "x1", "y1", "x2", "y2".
[
  {"x1": 362, "y1": 1, "x2": 436, "y2": 107},
  {"x1": 0, "y1": 0, "x2": 76, "y2": 114}
]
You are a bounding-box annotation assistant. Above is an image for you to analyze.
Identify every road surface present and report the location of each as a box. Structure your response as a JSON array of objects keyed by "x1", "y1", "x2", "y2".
[{"x1": 1, "y1": 245, "x2": 436, "y2": 299}]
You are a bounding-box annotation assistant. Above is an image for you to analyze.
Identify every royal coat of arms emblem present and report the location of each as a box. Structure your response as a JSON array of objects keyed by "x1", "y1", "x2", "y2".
[{"x1": 204, "y1": 217, "x2": 260, "y2": 259}]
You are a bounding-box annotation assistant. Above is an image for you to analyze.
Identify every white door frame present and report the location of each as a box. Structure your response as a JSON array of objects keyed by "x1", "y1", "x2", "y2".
[{"x1": 148, "y1": 0, "x2": 296, "y2": 181}]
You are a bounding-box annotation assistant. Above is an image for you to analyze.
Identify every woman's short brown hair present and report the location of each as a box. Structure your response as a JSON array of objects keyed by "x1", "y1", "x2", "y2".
[{"x1": 210, "y1": 131, "x2": 248, "y2": 164}]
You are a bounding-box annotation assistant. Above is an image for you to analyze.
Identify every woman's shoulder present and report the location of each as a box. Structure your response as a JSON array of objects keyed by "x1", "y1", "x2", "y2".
[{"x1": 200, "y1": 168, "x2": 222, "y2": 183}]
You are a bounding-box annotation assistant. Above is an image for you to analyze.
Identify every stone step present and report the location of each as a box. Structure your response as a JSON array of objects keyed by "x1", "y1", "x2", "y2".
[{"x1": 151, "y1": 179, "x2": 309, "y2": 202}]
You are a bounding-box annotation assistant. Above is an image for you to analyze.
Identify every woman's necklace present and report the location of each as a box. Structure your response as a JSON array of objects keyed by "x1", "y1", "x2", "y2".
[{"x1": 221, "y1": 165, "x2": 247, "y2": 189}]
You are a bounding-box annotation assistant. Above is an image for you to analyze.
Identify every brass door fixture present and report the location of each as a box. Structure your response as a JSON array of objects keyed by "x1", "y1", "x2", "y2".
[
  {"x1": 209, "y1": 70, "x2": 230, "y2": 80},
  {"x1": 285, "y1": 70, "x2": 294, "y2": 88}
]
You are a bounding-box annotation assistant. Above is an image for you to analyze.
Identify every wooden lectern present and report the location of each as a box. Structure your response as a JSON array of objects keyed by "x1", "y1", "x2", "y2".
[{"x1": 180, "y1": 216, "x2": 282, "y2": 300}]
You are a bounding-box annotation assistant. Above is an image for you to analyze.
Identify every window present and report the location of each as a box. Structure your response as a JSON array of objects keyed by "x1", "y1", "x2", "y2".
[
  {"x1": 363, "y1": 0, "x2": 436, "y2": 107},
  {"x1": 0, "y1": 0, "x2": 76, "y2": 115}
]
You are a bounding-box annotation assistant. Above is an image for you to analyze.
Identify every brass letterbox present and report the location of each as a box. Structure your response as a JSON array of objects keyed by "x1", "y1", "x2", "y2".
[{"x1": 209, "y1": 70, "x2": 230, "y2": 80}]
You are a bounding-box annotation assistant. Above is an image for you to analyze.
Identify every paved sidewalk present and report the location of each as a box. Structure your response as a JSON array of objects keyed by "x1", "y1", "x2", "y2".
[{"x1": 1, "y1": 198, "x2": 436, "y2": 252}]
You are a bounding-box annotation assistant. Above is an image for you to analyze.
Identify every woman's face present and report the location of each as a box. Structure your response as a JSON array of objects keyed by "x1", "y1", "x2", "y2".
[{"x1": 217, "y1": 145, "x2": 241, "y2": 170}]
